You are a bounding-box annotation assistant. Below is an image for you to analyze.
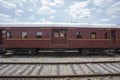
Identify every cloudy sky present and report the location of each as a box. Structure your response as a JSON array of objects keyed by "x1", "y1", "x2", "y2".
[{"x1": 0, "y1": 0, "x2": 120, "y2": 24}]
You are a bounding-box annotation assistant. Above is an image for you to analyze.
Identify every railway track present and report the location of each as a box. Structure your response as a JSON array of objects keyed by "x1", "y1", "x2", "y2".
[{"x1": 0, "y1": 61, "x2": 120, "y2": 79}]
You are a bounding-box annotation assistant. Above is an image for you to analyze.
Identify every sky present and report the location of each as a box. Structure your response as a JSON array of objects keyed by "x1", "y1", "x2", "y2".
[{"x1": 0, "y1": 0, "x2": 120, "y2": 24}]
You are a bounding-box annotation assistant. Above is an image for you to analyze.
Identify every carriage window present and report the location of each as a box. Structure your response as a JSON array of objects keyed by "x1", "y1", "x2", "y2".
[
  {"x1": 91, "y1": 32, "x2": 96, "y2": 39},
  {"x1": 76, "y1": 32, "x2": 82, "y2": 38},
  {"x1": 105, "y1": 32, "x2": 109, "y2": 39},
  {"x1": 7, "y1": 32, "x2": 12, "y2": 38},
  {"x1": 60, "y1": 30, "x2": 66, "y2": 37},
  {"x1": 37, "y1": 32, "x2": 42, "y2": 38},
  {"x1": 54, "y1": 31, "x2": 59, "y2": 37},
  {"x1": 22, "y1": 32, "x2": 27, "y2": 38},
  {"x1": 53, "y1": 30, "x2": 66, "y2": 37}
]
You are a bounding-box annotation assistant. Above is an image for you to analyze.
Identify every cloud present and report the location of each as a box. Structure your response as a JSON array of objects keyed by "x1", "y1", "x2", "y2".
[
  {"x1": 29, "y1": 14, "x2": 35, "y2": 20},
  {"x1": 38, "y1": 6, "x2": 56, "y2": 14},
  {"x1": 0, "y1": 13, "x2": 11, "y2": 18},
  {"x1": 66, "y1": 1, "x2": 91, "y2": 20},
  {"x1": 107, "y1": 2, "x2": 120, "y2": 15},
  {"x1": 0, "y1": 18, "x2": 18, "y2": 23},
  {"x1": 15, "y1": 9, "x2": 23, "y2": 16},
  {"x1": 0, "y1": 0, "x2": 16, "y2": 9},
  {"x1": 28, "y1": 8, "x2": 33, "y2": 12},
  {"x1": 0, "y1": 13, "x2": 18, "y2": 23},
  {"x1": 28, "y1": 14, "x2": 36, "y2": 22},
  {"x1": 49, "y1": 16, "x2": 54, "y2": 20},
  {"x1": 92, "y1": 0, "x2": 113, "y2": 7},
  {"x1": 111, "y1": 15, "x2": 118, "y2": 19},
  {"x1": 96, "y1": 9, "x2": 103, "y2": 13},
  {"x1": 41, "y1": 0, "x2": 64, "y2": 7},
  {"x1": 10, "y1": 0, "x2": 27, "y2": 8},
  {"x1": 38, "y1": 0, "x2": 62, "y2": 15},
  {"x1": 101, "y1": 19, "x2": 110, "y2": 22},
  {"x1": 39, "y1": 18, "x2": 53, "y2": 23}
]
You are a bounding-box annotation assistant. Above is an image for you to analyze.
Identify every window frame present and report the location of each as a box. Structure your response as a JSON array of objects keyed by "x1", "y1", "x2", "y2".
[
  {"x1": 90, "y1": 32, "x2": 96, "y2": 39},
  {"x1": 76, "y1": 32, "x2": 82, "y2": 38},
  {"x1": 52, "y1": 29, "x2": 66, "y2": 38},
  {"x1": 22, "y1": 32, "x2": 27, "y2": 39},
  {"x1": 6, "y1": 32, "x2": 12, "y2": 38},
  {"x1": 36, "y1": 32, "x2": 42, "y2": 38}
]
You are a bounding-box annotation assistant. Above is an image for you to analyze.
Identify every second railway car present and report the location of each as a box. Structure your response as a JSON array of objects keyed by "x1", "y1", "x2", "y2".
[{"x1": 0, "y1": 23, "x2": 120, "y2": 54}]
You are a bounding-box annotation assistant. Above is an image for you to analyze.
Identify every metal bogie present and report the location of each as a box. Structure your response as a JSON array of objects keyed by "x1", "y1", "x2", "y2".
[
  {"x1": 0, "y1": 48, "x2": 6, "y2": 53},
  {"x1": 81, "y1": 49, "x2": 105, "y2": 55},
  {"x1": 6, "y1": 48, "x2": 37, "y2": 54},
  {"x1": 116, "y1": 48, "x2": 120, "y2": 53},
  {"x1": 104, "y1": 48, "x2": 117, "y2": 54}
]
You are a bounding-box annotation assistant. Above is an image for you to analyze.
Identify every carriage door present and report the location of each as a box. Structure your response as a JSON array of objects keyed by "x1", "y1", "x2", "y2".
[
  {"x1": 111, "y1": 30, "x2": 116, "y2": 45},
  {"x1": 52, "y1": 29, "x2": 67, "y2": 45},
  {"x1": 0, "y1": 30, "x2": 3, "y2": 45}
]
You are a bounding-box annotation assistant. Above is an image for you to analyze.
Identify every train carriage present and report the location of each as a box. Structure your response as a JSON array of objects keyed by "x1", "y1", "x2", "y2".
[{"x1": 0, "y1": 23, "x2": 120, "y2": 54}]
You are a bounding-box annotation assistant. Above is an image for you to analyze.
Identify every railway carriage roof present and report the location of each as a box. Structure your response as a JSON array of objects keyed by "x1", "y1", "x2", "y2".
[{"x1": 0, "y1": 23, "x2": 119, "y2": 28}]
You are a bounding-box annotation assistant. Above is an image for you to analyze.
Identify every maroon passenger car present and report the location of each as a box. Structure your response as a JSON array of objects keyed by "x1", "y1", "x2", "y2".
[{"x1": 0, "y1": 23, "x2": 120, "y2": 54}]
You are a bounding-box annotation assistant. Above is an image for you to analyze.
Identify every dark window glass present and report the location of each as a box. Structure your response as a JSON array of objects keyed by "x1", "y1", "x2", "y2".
[
  {"x1": 22, "y1": 32, "x2": 27, "y2": 38},
  {"x1": 91, "y1": 32, "x2": 96, "y2": 39},
  {"x1": 105, "y1": 32, "x2": 109, "y2": 39},
  {"x1": 111, "y1": 30, "x2": 115, "y2": 37},
  {"x1": 7, "y1": 32, "x2": 12, "y2": 38},
  {"x1": 76, "y1": 32, "x2": 82, "y2": 38},
  {"x1": 37, "y1": 32, "x2": 42, "y2": 38}
]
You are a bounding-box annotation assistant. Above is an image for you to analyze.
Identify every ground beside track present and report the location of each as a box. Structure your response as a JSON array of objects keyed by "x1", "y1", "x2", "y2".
[{"x1": 0, "y1": 52, "x2": 120, "y2": 62}]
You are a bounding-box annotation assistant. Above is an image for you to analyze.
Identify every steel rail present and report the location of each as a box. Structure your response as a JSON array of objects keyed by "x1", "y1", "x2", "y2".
[
  {"x1": 0, "y1": 61, "x2": 120, "y2": 64},
  {"x1": 0, "y1": 73, "x2": 120, "y2": 78}
]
